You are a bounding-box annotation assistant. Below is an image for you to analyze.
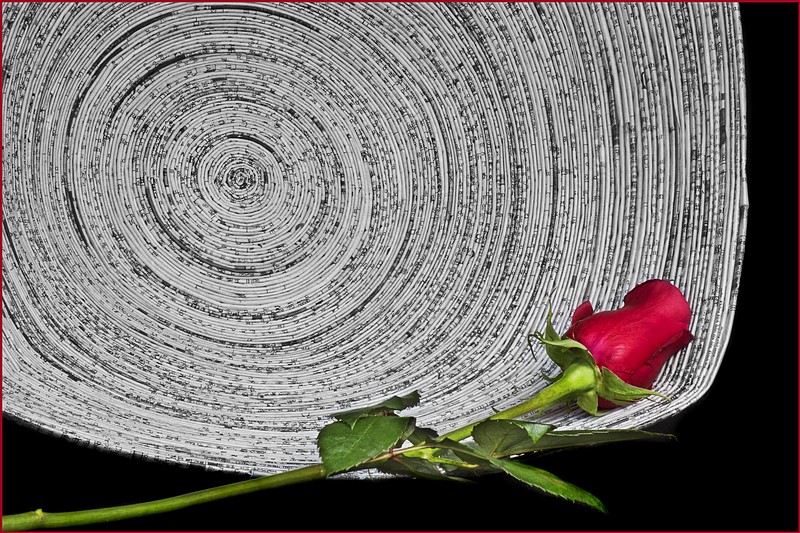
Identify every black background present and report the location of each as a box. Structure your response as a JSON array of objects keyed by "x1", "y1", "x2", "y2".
[{"x1": 2, "y1": 3, "x2": 798, "y2": 531}]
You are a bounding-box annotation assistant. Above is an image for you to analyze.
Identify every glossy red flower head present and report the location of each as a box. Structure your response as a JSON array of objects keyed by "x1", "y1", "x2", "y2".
[
  {"x1": 530, "y1": 279, "x2": 694, "y2": 415},
  {"x1": 564, "y1": 279, "x2": 694, "y2": 392}
]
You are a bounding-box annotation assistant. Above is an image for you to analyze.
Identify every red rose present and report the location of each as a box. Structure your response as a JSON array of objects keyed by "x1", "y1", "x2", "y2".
[{"x1": 564, "y1": 279, "x2": 693, "y2": 408}]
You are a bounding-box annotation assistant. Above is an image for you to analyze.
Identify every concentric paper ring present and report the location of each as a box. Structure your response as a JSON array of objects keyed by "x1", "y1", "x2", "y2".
[{"x1": 2, "y1": 2, "x2": 747, "y2": 475}]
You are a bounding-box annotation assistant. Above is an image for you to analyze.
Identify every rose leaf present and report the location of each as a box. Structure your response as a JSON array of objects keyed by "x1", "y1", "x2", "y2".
[
  {"x1": 471, "y1": 419, "x2": 553, "y2": 458},
  {"x1": 332, "y1": 391, "x2": 421, "y2": 427},
  {"x1": 490, "y1": 458, "x2": 608, "y2": 513},
  {"x1": 317, "y1": 416, "x2": 416, "y2": 474},
  {"x1": 378, "y1": 455, "x2": 455, "y2": 481},
  {"x1": 518, "y1": 428, "x2": 674, "y2": 452}
]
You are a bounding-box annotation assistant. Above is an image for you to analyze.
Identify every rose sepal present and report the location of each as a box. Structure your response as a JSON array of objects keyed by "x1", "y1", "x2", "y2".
[
  {"x1": 534, "y1": 333, "x2": 596, "y2": 369},
  {"x1": 596, "y1": 367, "x2": 671, "y2": 407},
  {"x1": 532, "y1": 307, "x2": 596, "y2": 371},
  {"x1": 576, "y1": 390, "x2": 599, "y2": 415}
]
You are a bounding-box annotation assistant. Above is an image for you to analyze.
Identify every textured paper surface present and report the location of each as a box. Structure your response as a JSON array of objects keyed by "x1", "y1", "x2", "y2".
[{"x1": 2, "y1": 3, "x2": 746, "y2": 475}]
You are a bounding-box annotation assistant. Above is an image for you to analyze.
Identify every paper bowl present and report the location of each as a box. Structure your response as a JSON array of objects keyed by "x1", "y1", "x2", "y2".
[{"x1": 2, "y1": 2, "x2": 747, "y2": 475}]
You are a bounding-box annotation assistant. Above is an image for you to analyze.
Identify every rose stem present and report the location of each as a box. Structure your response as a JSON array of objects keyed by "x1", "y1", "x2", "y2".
[
  {"x1": 3, "y1": 362, "x2": 596, "y2": 532},
  {"x1": 440, "y1": 361, "x2": 597, "y2": 442},
  {"x1": 2, "y1": 464, "x2": 325, "y2": 531}
]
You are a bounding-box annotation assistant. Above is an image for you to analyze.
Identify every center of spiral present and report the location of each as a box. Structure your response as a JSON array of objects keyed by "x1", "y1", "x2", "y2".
[
  {"x1": 227, "y1": 169, "x2": 254, "y2": 190},
  {"x1": 213, "y1": 164, "x2": 266, "y2": 204}
]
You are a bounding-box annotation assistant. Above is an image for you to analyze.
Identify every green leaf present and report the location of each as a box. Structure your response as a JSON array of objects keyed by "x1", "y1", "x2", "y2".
[
  {"x1": 545, "y1": 337, "x2": 590, "y2": 351},
  {"x1": 544, "y1": 304, "x2": 560, "y2": 342},
  {"x1": 397, "y1": 418, "x2": 419, "y2": 445},
  {"x1": 378, "y1": 455, "x2": 454, "y2": 481},
  {"x1": 317, "y1": 416, "x2": 416, "y2": 474},
  {"x1": 433, "y1": 439, "x2": 499, "y2": 475},
  {"x1": 519, "y1": 428, "x2": 674, "y2": 453},
  {"x1": 424, "y1": 447, "x2": 478, "y2": 473},
  {"x1": 597, "y1": 368, "x2": 670, "y2": 406},
  {"x1": 406, "y1": 426, "x2": 439, "y2": 445},
  {"x1": 533, "y1": 311, "x2": 594, "y2": 371},
  {"x1": 537, "y1": 334, "x2": 595, "y2": 370},
  {"x1": 471, "y1": 420, "x2": 553, "y2": 458},
  {"x1": 435, "y1": 438, "x2": 491, "y2": 462},
  {"x1": 576, "y1": 390, "x2": 599, "y2": 416},
  {"x1": 333, "y1": 391, "x2": 421, "y2": 427},
  {"x1": 430, "y1": 448, "x2": 468, "y2": 471},
  {"x1": 490, "y1": 458, "x2": 607, "y2": 513}
]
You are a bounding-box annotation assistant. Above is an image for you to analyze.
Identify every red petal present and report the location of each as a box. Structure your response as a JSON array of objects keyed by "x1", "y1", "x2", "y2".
[
  {"x1": 629, "y1": 329, "x2": 694, "y2": 389},
  {"x1": 622, "y1": 279, "x2": 692, "y2": 325},
  {"x1": 571, "y1": 301, "x2": 594, "y2": 325},
  {"x1": 598, "y1": 398, "x2": 617, "y2": 409},
  {"x1": 566, "y1": 280, "x2": 692, "y2": 378}
]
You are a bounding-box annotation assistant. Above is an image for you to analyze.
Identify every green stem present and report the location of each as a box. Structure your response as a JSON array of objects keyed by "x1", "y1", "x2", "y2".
[
  {"x1": 2, "y1": 464, "x2": 325, "y2": 531},
  {"x1": 441, "y1": 361, "x2": 597, "y2": 442},
  {"x1": 4, "y1": 362, "x2": 598, "y2": 531}
]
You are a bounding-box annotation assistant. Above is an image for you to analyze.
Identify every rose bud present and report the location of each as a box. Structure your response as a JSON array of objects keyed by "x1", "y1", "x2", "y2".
[
  {"x1": 565, "y1": 279, "x2": 694, "y2": 406},
  {"x1": 540, "y1": 279, "x2": 694, "y2": 414},
  {"x1": 491, "y1": 280, "x2": 694, "y2": 418},
  {"x1": 440, "y1": 280, "x2": 694, "y2": 441}
]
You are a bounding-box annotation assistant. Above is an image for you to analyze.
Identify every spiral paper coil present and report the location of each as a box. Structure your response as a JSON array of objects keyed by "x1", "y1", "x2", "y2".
[{"x1": 2, "y1": 3, "x2": 747, "y2": 475}]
